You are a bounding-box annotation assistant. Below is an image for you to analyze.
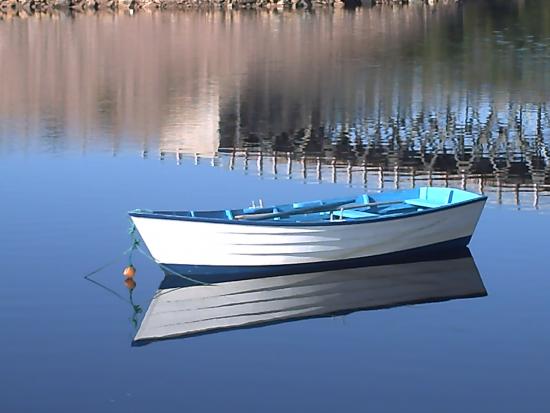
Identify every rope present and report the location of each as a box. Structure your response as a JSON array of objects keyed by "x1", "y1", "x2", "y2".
[
  {"x1": 84, "y1": 220, "x2": 211, "y2": 287},
  {"x1": 84, "y1": 223, "x2": 137, "y2": 279},
  {"x1": 85, "y1": 274, "x2": 133, "y2": 304},
  {"x1": 134, "y1": 244, "x2": 212, "y2": 286},
  {"x1": 83, "y1": 256, "x2": 125, "y2": 280}
]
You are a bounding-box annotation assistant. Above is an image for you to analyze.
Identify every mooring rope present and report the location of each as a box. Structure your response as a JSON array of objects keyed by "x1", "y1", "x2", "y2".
[
  {"x1": 133, "y1": 244, "x2": 211, "y2": 286},
  {"x1": 83, "y1": 256, "x2": 125, "y2": 280},
  {"x1": 83, "y1": 221, "x2": 211, "y2": 287},
  {"x1": 84, "y1": 265, "x2": 143, "y2": 330}
]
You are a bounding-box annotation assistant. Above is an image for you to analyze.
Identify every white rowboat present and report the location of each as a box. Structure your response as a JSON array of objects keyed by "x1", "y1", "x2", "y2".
[{"x1": 129, "y1": 187, "x2": 486, "y2": 276}]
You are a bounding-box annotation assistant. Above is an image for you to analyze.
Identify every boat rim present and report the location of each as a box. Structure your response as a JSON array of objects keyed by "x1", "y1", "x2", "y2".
[{"x1": 128, "y1": 195, "x2": 487, "y2": 227}]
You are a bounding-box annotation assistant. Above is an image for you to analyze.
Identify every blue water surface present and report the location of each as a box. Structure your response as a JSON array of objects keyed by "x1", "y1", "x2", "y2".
[{"x1": 1, "y1": 153, "x2": 548, "y2": 412}]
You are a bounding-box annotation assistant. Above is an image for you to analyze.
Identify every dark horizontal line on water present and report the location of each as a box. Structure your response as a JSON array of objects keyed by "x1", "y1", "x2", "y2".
[{"x1": 0, "y1": 0, "x2": 464, "y2": 18}]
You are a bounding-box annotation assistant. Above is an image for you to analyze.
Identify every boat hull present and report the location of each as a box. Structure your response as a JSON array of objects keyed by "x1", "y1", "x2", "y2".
[
  {"x1": 162, "y1": 236, "x2": 471, "y2": 277},
  {"x1": 131, "y1": 198, "x2": 485, "y2": 276}
]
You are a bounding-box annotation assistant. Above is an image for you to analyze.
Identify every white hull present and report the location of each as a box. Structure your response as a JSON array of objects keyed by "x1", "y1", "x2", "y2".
[
  {"x1": 131, "y1": 200, "x2": 485, "y2": 268},
  {"x1": 134, "y1": 254, "x2": 486, "y2": 343}
]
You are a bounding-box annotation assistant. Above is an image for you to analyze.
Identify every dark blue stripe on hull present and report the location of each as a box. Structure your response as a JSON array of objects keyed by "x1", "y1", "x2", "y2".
[{"x1": 159, "y1": 236, "x2": 472, "y2": 287}]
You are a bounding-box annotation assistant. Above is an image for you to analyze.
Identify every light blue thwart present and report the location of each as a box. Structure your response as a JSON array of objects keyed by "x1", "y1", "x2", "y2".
[{"x1": 129, "y1": 187, "x2": 487, "y2": 276}]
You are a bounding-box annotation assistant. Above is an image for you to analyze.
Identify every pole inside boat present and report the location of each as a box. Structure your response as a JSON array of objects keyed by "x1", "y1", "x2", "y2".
[{"x1": 234, "y1": 199, "x2": 403, "y2": 221}]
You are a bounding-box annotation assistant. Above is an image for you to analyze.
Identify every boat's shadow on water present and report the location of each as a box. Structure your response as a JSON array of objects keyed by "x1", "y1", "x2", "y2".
[{"x1": 130, "y1": 248, "x2": 486, "y2": 346}]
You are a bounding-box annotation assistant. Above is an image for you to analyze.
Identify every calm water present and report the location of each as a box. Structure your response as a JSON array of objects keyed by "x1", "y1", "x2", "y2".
[{"x1": 1, "y1": 1, "x2": 550, "y2": 412}]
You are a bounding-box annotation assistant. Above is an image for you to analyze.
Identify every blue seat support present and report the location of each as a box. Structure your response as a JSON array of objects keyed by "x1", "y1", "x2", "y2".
[{"x1": 331, "y1": 210, "x2": 378, "y2": 219}]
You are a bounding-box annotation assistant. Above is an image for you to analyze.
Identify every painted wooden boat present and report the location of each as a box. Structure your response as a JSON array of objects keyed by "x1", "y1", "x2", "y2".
[
  {"x1": 129, "y1": 187, "x2": 486, "y2": 276},
  {"x1": 133, "y1": 249, "x2": 486, "y2": 344}
]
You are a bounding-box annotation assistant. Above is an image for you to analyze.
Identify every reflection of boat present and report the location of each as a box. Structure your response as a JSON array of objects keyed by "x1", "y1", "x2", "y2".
[
  {"x1": 133, "y1": 249, "x2": 486, "y2": 345},
  {"x1": 129, "y1": 187, "x2": 486, "y2": 276}
]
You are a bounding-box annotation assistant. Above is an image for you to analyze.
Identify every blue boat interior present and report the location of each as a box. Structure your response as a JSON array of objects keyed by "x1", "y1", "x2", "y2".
[{"x1": 141, "y1": 187, "x2": 484, "y2": 223}]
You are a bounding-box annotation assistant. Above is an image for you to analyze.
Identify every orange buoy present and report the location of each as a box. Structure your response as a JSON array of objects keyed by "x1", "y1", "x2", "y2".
[
  {"x1": 123, "y1": 264, "x2": 136, "y2": 278},
  {"x1": 124, "y1": 277, "x2": 136, "y2": 291}
]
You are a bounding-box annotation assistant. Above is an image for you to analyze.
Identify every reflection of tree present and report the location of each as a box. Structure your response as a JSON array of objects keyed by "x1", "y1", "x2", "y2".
[
  {"x1": 218, "y1": 102, "x2": 550, "y2": 191},
  {"x1": 0, "y1": 2, "x2": 548, "y2": 195},
  {"x1": 213, "y1": 0, "x2": 549, "y2": 192}
]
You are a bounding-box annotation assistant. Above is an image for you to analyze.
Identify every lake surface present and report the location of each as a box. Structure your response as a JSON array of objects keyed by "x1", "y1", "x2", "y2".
[{"x1": 1, "y1": 1, "x2": 549, "y2": 412}]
